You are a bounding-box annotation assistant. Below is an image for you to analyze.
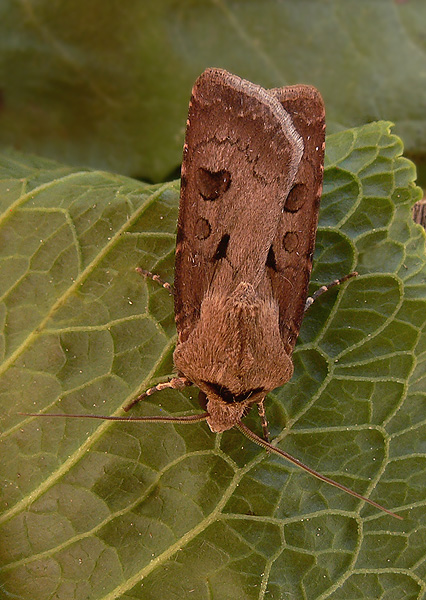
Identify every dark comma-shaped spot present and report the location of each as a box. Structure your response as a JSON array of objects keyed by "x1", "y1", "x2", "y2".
[
  {"x1": 266, "y1": 246, "x2": 277, "y2": 271},
  {"x1": 213, "y1": 234, "x2": 230, "y2": 261},
  {"x1": 196, "y1": 168, "x2": 231, "y2": 200},
  {"x1": 203, "y1": 382, "x2": 264, "y2": 404}
]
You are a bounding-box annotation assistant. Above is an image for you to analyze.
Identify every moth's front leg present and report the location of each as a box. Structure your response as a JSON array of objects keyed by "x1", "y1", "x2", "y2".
[
  {"x1": 123, "y1": 376, "x2": 193, "y2": 412},
  {"x1": 136, "y1": 267, "x2": 174, "y2": 294},
  {"x1": 257, "y1": 399, "x2": 270, "y2": 442},
  {"x1": 304, "y1": 271, "x2": 358, "y2": 312}
]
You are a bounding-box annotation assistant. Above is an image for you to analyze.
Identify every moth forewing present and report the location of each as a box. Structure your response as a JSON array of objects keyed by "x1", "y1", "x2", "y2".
[{"x1": 268, "y1": 84, "x2": 326, "y2": 353}]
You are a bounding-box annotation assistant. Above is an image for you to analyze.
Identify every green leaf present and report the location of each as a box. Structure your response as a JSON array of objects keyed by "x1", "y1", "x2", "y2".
[
  {"x1": 1, "y1": 122, "x2": 425, "y2": 599},
  {"x1": 1, "y1": 1, "x2": 426, "y2": 182}
]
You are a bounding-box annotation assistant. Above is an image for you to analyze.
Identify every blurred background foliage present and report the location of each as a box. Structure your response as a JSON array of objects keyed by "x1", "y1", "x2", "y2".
[{"x1": 1, "y1": 0, "x2": 426, "y2": 188}]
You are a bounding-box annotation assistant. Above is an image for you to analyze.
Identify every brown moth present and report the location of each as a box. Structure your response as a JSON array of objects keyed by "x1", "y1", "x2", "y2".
[
  {"x1": 173, "y1": 69, "x2": 324, "y2": 434},
  {"x1": 26, "y1": 69, "x2": 401, "y2": 520}
]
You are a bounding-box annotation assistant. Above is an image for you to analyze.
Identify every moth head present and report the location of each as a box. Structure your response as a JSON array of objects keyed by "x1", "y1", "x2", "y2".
[{"x1": 198, "y1": 385, "x2": 265, "y2": 433}]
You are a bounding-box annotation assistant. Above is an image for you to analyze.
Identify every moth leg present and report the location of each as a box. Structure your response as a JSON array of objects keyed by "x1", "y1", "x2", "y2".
[
  {"x1": 123, "y1": 376, "x2": 193, "y2": 412},
  {"x1": 136, "y1": 267, "x2": 174, "y2": 294},
  {"x1": 304, "y1": 271, "x2": 358, "y2": 312},
  {"x1": 257, "y1": 399, "x2": 270, "y2": 442}
]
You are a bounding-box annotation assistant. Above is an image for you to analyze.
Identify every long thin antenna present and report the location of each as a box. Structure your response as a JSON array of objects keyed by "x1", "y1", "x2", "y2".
[
  {"x1": 236, "y1": 422, "x2": 403, "y2": 520},
  {"x1": 20, "y1": 412, "x2": 209, "y2": 424},
  {"x1": 20, "y1": 410, "x2": 402, "y2": 519}
]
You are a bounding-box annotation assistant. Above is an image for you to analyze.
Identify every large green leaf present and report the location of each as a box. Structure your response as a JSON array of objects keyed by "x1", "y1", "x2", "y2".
[
  {"x1": 0, "y1": 122, "x2": 425, "y2": 599},
  {"x1": 1, "y1": 1, "x2": 426, "y2": 182}
]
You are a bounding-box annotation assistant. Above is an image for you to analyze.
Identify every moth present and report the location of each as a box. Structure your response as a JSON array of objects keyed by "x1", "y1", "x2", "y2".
[{"x1": 26, "y1": 69, "x2": 401, "y2": 520}]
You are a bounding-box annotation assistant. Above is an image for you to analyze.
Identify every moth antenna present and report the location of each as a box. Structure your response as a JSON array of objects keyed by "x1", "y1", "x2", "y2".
[
  {"x1": 122, "y1": 376, "x2": 193, "y2": 412},
  {"x1": 304, "y1": 271, "x2": 358, "y2": 311},
  {"x1": 236, "y1": 422, "x2": 403, "y2": 520},
  {"x1": 18, "y1": 410, "x2": 402, "y2": 519},
  {"x1": 19, "y1": 411, "x2": 209, "y2": 424}
]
